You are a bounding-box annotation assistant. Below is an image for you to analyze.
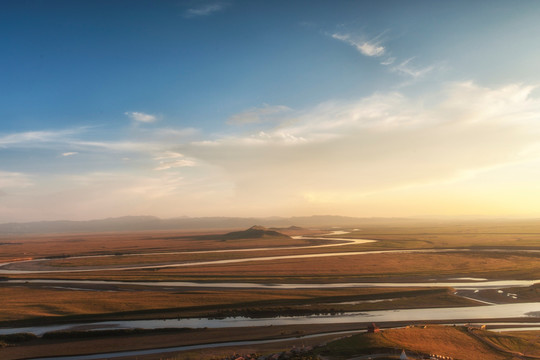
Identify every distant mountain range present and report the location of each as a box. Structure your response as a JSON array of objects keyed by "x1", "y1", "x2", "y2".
[{"x1": 0, "y1": 215, "x2": 415, "y2": 234}]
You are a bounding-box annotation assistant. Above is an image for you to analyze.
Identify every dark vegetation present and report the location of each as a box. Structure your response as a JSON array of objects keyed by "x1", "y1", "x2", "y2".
[
  {"x1": 200, "y1": 226, "x2": 291, "y2": 241},
  {"x1": 0, "y1": 333, "x2": 38, "y2": 348}
]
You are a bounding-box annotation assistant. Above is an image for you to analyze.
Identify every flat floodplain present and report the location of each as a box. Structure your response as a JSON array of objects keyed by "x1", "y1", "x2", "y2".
[{"x1": 0, "y1": 220, "x2": 539, "y2": 359}]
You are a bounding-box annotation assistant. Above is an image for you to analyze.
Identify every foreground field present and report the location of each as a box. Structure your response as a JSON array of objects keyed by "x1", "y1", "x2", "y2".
[
  {"x1": 318, "y1": 325, "x2": 540, "y2": 360},
  {"x1": 2, "y1": 324, "x2": 538, "y2": 360}
]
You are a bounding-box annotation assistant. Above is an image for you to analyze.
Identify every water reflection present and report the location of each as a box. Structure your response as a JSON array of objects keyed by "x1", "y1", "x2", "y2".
[
  {"x1": 6, "y1": 278, "x2": 539, "y2": 290},
  {"x1": 1, "y1": 302, "x2": 538, "y2": 336}
]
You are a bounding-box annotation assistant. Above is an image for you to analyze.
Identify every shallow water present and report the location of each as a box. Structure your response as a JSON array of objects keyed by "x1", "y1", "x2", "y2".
[
  {"x1": 6, "y1": 278, "x2": 539, "y2": 290},
  {"x1": 2, "y1": 302, "x2": 538, "y2": 336}
]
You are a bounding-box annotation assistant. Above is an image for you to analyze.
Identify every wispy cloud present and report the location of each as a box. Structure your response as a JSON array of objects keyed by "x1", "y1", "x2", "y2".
[
  {"x1": 331, "y1": 32, "x2": 385, "y2": 57},
  {"x1": 329, "y1": 30, "x2": 436, "y2": 81},
  {"x1": 150, "y1": 127, "x2": 199, "y2": 139},
  {"x1": 0, "y1": 129, "x2": 80, "y2": 147},
  {"x1": 391, "y1": 58, "x2": 434, "y2": 78},
  {"x1": 227, "y1": 104, "x2": 292, "y2": 125},
  {"x1": 61, "y1": 152, "x2": 78, "y2": 157},
  {"x1": 182, "y1": 81, "x2": 540, "y2": 215},
  {"x1": 154, "y1": 151, "x2": 196, "y2": 171},
  {"x1": 124, "y1": 111, "x2": 157, "y2": 123},
  {"x1": 0, "y1": 125, "x2": 200, "y2": 158},
  {"x1": 59, "y1": 140, "x2": 156, "y2": 154},
  {"x1": 184, "y1": 3, "x2": 227, "y2": 18},
  {"x1": 0, "y1": 171, "x2": 33, "y2": 189},
  {"x1": 380, "y1": 57, "x2": 395, "y2": 66}
]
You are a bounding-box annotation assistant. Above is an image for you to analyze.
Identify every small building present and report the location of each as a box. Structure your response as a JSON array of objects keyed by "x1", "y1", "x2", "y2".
[{"x1": 367, "y1": 322, "x2": 380, "y2": 333}]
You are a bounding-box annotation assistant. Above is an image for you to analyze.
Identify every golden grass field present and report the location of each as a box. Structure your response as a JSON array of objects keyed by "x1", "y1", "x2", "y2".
[
  {"x1": 319, "y1": 325, "x2": 540, "y2": 360},
  {"x1": 0, "y1": 228, "x2": 324, "y2": 262},
  {"x1": 0, "y1": 220, "x2": 538, "y2": 359},
  {"x1": 0, "y1": 285, "x2": 476, "y2": 323},
  {"x1": 1, "y1": 223, "x2": 539, "y2": 321}
]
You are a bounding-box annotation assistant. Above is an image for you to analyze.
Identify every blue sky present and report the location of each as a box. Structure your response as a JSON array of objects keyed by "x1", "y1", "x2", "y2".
[{"x1": 2, "y1": 0, "x2": 540, "y2": 221}]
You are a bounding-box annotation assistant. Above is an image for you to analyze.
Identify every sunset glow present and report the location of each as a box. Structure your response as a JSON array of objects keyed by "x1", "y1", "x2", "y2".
[{"x1": 2, "y1": 1, "x2": 540, "y2": 221}]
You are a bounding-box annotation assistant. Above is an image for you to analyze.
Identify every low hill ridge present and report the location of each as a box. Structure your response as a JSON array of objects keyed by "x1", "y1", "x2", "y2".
[
  {"x1": 222, "y1": 226, "x2": 291, "y2": 240},
  {"x1": 248, "y1": 225, "x2": 267, "y2": 231}
]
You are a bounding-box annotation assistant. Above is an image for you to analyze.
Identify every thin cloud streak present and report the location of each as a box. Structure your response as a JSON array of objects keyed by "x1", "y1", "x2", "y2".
[
  {"x1": 227, "y1": 104, "x2": 292, "y2": 125},
  {"x1": 124, "y1": 111, "x2": 157, "y2": 123},
  {"x1": 329, "y1": 31, "x2": 436, "y2": 80},
  {"x1": 331, "y1": 32, "x2": 385, "y2": 57},
  {"x1": 184, "y1": 3, "x2": 227, "y2": 18},
  {"x1": 392, "y1": 58, "x2": 434, "y2": 78},
  {"x1": 0, "y1": 171, "x2": 33, "y2": 189},
  {"x1": 380, "y1": 57, "x2": 395, "y2": 65},
  {"x1": 0, "y1": 129, "x2": 81, "y2": 147},
  {"x1": 154, "y1": 151, "x2": 196, "y2": 171},
  {"x1": 0, "y1": 127, "x2": 197, "y2": 155}
]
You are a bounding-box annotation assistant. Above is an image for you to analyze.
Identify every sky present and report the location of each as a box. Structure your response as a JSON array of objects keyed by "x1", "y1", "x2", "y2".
[{"x1": 2, "y1": 0, "x2": 540, "y2": 222}]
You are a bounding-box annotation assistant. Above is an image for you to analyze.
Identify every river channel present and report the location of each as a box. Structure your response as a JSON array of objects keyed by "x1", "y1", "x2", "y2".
[
  {"x1": 1, "y1": 232, "x2": 538, "y2": 341},
  {"x1": 4, "y1": 278, "x2": 540, "y2": 290},
  {"x1": 1, "y1": 302, "x2": 539, "y2": 336},
  {"x1": 0, "y1": 232, "x2": 538, "y2": 274}
]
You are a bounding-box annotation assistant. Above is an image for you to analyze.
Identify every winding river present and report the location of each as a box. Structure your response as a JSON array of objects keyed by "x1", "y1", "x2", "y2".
[
  {"x1": 1, "y1": 302, "x2": 539, "y2": 336},
  {"x1": 0, "y1": 232, "x2": 375, "y2": 274},
  {"x1": 0, "y1": 232, "x2": 538, "y2": 274},
  {"x1": 1, "y1": 231, "x2": 538, "y2": 291},
  {"x1": 4, "y1": 278, "x2": 540, "y2": 290},
  {"x1": 1, "y1": 231, "x2": 538, "y2": 343}
]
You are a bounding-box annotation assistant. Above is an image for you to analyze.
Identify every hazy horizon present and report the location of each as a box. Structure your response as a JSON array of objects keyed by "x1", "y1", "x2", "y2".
[
  {"x1": 4, "y1": 214, "x2": 540, "y2": 225},
  {"x1": 3, "y1": 1, "x2": 540, "y2": 222}
]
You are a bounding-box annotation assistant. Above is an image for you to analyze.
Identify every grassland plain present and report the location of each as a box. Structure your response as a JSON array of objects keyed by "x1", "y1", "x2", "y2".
[
  {"x1": 3, "y1": 228, "x2": 539, "y2": 283},
  {"x1": 0, "y1": 224, "x2": 539, "y2": 321},
  {"x1": 8, "y1": 251, "x2": 537, "y2": 284},
  {"x1": 0, "y1": 285, "x2": 475, "y2": 324},
  {"x1": 0, "y1": 228, "x2": 325, "y2": 262},
  {"x1": 0, "y1": 221, "x2": 539, "y2": 359},
  {"x1": 151, "y1": 251, "x2": 540, "y2": 280}
]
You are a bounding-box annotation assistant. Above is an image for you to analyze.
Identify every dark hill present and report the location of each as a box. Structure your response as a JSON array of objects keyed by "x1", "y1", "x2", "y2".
[{"x1": 221, "y1": 225, "x2": 291, "y2": 240}]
